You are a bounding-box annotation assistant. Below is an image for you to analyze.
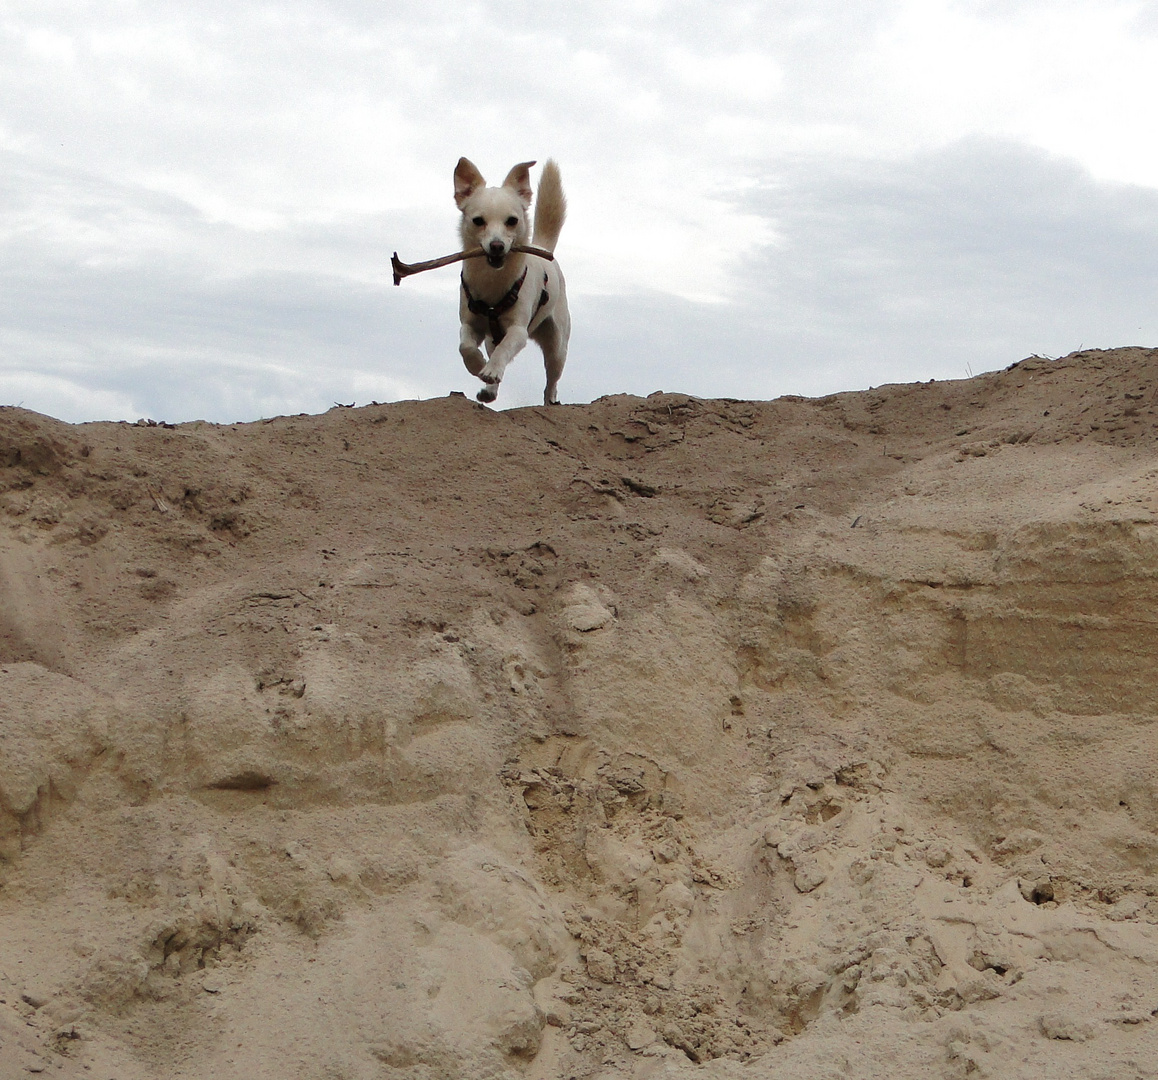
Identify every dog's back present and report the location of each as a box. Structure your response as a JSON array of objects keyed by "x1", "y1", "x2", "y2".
[{"x1": 532, "y1": 160, "x2": 566, "y2": 254}]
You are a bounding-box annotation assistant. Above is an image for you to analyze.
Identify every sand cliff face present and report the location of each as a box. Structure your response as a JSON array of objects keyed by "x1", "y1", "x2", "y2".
[{"x1": 2, "y1": 347, "x2": 1158, "y2": 1079}]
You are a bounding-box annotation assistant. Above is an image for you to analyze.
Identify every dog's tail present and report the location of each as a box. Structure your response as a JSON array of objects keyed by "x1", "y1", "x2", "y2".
[{"x1": 532, "y1": 159, "x2": 566, "y2": 254}]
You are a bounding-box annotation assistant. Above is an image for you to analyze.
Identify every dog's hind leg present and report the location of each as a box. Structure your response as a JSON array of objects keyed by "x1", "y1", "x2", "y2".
[{"x1": 532, "y1": 315, "x2": 568, "y2": 406}]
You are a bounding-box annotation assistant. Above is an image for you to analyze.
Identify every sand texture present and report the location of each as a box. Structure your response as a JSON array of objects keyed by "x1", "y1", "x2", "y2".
[{"x1": 2, "y1": 346, "x2": 1158, "y2": 1079}]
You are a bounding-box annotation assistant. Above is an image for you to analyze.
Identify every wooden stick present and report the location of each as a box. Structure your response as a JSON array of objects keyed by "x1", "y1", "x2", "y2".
[{"x1": 391, "y1": 244, "x2": 554, "y2": 285}]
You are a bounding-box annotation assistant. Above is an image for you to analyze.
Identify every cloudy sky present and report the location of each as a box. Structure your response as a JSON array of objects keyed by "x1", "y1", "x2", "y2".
[{"x1": 2, "y1": 0, "x2": 1157, "y2": 423}]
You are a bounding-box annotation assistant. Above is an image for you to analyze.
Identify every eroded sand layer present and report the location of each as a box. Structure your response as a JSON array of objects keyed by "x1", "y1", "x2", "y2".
[{"x1": 2, "y1": 348, "x2": 1158, "y2": 1079}]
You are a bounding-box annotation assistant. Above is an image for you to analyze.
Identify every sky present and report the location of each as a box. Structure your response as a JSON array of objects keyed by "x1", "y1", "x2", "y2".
[{"x1": 2, "y1": 0, "x2": 1157, "y2": 423}]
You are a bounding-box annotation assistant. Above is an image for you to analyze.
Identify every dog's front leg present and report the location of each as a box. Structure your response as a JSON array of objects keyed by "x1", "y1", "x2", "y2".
[
  {"x1": 459, "y1": 322, "x2": 486, "y2": 376},
  {"x1": 476, "y1": 327, "x2": 528, "y2": 403}
]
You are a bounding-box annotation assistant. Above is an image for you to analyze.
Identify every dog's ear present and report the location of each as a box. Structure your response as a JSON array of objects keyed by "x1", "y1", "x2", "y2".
[
  {"x1": 454, "y1": 158, "x2": 486, "y2": 208},
  {"x1": 502, "y1": 161, "x2": 536, "y2": 208}
]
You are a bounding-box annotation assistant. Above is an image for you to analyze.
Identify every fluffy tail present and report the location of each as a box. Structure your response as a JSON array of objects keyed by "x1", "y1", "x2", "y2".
[{"x1": 532, "y1": 159, "x2": 566, "y2": 253}]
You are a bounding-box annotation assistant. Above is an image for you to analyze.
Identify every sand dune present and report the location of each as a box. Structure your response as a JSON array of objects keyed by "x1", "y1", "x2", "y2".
[{"x1": 2, "y1": 347, "x2": 1158, "y2": 1079}]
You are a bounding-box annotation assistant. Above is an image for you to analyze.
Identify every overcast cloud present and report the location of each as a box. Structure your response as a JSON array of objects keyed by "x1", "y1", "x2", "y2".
[{"x1": 2, "y1": 1, "x2": 1157, "y2": 421}]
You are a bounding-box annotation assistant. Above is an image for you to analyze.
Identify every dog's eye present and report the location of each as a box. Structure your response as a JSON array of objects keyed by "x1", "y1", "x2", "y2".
[
  {"x1": 472, "y1": 216, "x2": 485, "y2": 227},
  {"x1": 505, "y1": 216, "x2": 518, "y2": 227}
]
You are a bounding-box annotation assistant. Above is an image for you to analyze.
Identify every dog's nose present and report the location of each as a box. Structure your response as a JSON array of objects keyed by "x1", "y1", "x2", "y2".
[{"x1": 488, "y1": 239, "x2": 505, "y2": 255}]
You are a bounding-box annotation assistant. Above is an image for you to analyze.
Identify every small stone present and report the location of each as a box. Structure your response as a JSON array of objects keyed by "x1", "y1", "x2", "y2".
[
  {"x1": 201, "y1": 974, "x2": 226, "y2": 994},
  {"x1": 564, "y1": 585, "x2": 615, "y2": 632},
  {"x1": 793, "y1": 856, "x2": 827, "y2": 893},
  {"x1": 657, "y1": 881, "x2": 694, "y2": 917},
  {"x1": 585, "y1": 947, "x2": 616, "y2": 983},
  {"x1": 925, "y1": 843, "x2": 952, "y2": 868},
  {"x1": 1040, "y1": 1011, "x2": 1095, "y2": 1042},
  {"x1": 325, "y1": 856, "x2": 357, "y2": 883},
  {"x1": 543, "y1": 1005, "x2": 568, "y2": 1027},
  {"x1": 1018, "y1": 878, "x2": 1054, "y2": 904},
  {"x1": 956, "y1": 971, "x2": 1002, "y2": 1004},
  {"x1": 567, "y1": 604, "x2": 612, "y2": 632},
  {"x1": 662, "y1": 1023, "x2": 682, "y2": 1044},
  {"x1": 777, "y1": 826, "x2": 825, "y2": 860},
  {"x1": 763, "y1": 822, "x2": 788, "y2": 849},
  {"x1": 626, "y1": 1021, "x2": 657, "y2": 1050},
  {"x1": 653, "y1": 838, "x2": 680, "y2": 864}
]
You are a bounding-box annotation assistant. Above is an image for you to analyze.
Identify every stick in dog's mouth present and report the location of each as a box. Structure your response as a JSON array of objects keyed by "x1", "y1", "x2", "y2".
[{"x1": 391, "y1": 244, "x2": 554, "y2": 286}]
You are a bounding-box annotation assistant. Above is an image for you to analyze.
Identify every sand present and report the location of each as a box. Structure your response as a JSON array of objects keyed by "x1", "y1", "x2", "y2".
[{"x1": 2, "y1": 346, "x2": 1157, "y2": 1079}]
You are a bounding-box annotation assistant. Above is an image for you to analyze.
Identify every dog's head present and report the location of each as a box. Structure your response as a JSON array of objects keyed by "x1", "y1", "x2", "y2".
[{"x1": 454, "y1": 158, "x2": 534, "y2": 268}]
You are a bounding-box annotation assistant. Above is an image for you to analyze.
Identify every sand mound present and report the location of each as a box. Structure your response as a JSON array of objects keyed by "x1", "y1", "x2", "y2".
[{"x1": 2, "y1": 347, "x2": 1157, "y2": 1079}]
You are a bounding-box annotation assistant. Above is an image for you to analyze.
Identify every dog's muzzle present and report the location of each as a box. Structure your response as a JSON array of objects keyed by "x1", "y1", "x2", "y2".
[{"x1": 486, "y1": 240, "x2": 506, "y2": 268}]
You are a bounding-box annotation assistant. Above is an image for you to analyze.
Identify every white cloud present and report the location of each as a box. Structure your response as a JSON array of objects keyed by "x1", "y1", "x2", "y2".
[
  {"x1": 864, "y1": 0, "x2": 1158, "y2": 184},
  {"x1": 0, "y1": 367, "x2": 136, "y2": 423}
]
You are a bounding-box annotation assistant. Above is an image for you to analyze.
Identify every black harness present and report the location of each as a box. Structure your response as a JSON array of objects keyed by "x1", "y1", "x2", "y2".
[{"x1": 461, "y1": 268, "x2": 549, "y2": 345}]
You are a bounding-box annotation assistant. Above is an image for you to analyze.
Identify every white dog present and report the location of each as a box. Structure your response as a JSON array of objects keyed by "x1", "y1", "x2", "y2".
[{"x1": 453, "y1": 158, "x2": 570, "y2": 405}]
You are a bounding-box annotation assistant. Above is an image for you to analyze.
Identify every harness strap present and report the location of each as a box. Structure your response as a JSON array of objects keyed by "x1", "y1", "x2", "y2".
[{"x1": 462, "y1": 268, "x2": 549, "y2": 345}]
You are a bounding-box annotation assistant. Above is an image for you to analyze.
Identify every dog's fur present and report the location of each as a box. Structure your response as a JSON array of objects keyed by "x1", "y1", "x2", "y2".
[{"x1": 454, "y1": 158, "x2": 570, "y2": 405}]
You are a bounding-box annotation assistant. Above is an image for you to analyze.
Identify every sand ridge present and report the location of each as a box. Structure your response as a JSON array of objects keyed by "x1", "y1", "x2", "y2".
[{"x1": 2, "y1": 347, "x2": 1158, "y2": 1078}]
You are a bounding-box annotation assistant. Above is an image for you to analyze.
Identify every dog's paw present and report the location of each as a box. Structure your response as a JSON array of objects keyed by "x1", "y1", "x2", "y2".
[
  {"x1": 478, "y1": 366, "x2": 501, "y2": 385},
  {"x1": 476, "y1": 385, "x2": 498, "y2": 403}
]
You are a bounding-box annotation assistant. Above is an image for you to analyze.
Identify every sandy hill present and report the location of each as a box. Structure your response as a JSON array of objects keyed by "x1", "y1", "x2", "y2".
[{"x1": 2, "y1": 347, "x2": 1158, "y2": 1080}]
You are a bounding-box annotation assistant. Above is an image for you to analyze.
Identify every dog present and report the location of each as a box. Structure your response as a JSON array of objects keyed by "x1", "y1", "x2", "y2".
[{"x1": 453, "y1": 158, "x2": 570, "y2": 405}]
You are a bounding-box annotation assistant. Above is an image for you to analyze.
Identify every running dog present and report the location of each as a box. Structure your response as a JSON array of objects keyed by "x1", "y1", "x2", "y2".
[{"x1": 453, "y1": 158, "x2": 570, "y2": 405}]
